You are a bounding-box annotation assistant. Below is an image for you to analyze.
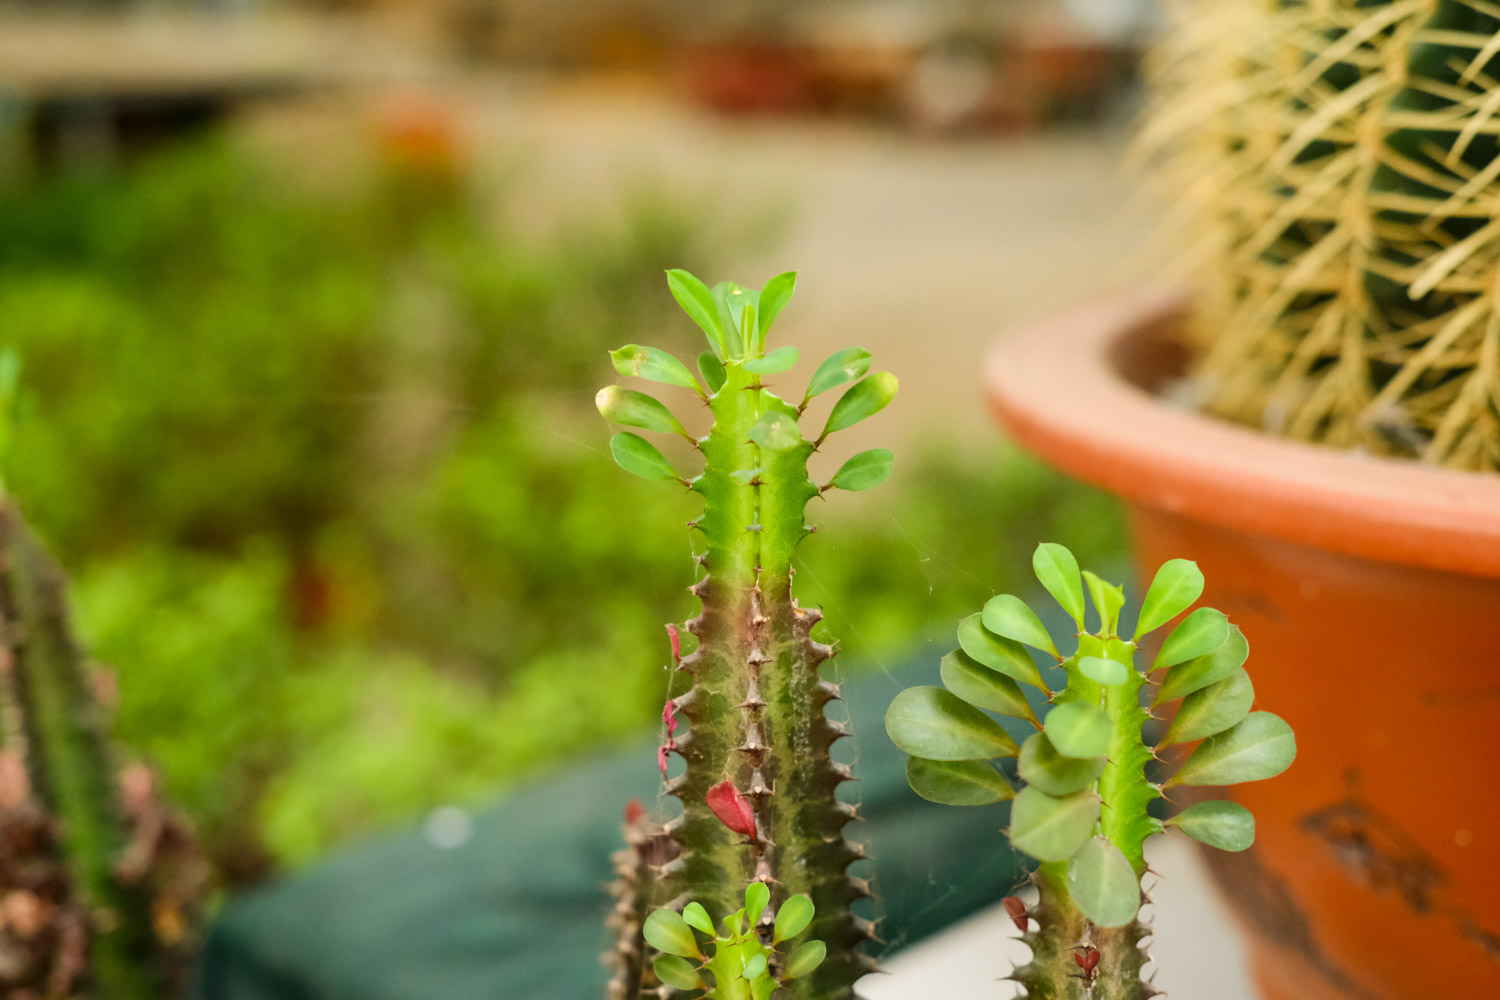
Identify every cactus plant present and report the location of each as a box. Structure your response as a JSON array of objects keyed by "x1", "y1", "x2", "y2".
[
  {"x1": 0, "y1": 357, "x2": 203, "y2": 999},
  {"x1": 597, "y1": 269, "x2": 894, "y2": 999},
  {"x1": 885, "y1": 544, "x2": 1297, "y2": 999},
  {"x1": 1142, "y1": 0, "x2": 1500, "y2": 470}
]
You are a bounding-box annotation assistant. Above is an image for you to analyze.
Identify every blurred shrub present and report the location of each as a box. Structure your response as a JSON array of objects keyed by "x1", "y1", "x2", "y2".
[{"x1": 0, "y1": 138, "x2": 1124, "y2": 872}]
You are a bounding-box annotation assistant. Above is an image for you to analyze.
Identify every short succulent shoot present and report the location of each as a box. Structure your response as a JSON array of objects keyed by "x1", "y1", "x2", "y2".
[
  {"x1": 885, "y1": 543, "x2": 1296, "y2": 999},
  {"x1": 598, "y1": 269, "x2": 894, "y2": 1000}
]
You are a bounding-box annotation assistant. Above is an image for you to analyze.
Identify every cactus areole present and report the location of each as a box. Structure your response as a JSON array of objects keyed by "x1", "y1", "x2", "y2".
[{"x1": 598, "y1": 270, "x2": 894, "y2": 999}]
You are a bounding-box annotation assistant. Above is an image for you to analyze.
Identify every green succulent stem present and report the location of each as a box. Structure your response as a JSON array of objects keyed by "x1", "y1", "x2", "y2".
[{"x1": 1015, "y1": 865, "x2": 1151, "y2": 1000}]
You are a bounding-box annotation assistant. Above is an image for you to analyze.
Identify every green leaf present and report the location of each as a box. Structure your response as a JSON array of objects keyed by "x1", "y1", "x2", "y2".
[
  {"x1": 1167, "y1": 712, "x2": 1296, "y2": 788},
  {"x1": 784, "y1": 940, "x2": 826, "y2": 980},
  {"x1": 820, "y1": 372, "x2": 897, "y2": 438},
  {"x1": 745, "y1": 881, "x2": 770, "y2": 922},
  {"x1": 1078, "y1": 655, "x2": 1129, "y2": 686},
  {"x1": 748, "y1": 412, "x2": 802, "y2": 453},
  {"x1": 654, "y1": 955, "x2": 703, "y2": 991},
  {"x1": 1082, "y1": 570, "x2": 1125, "y2": 636},
  {"x1": 666, "y1": 269, "x2": 725, "y2": 355},
  {"x1": 741, "y1": 954, "x2": 768, "y2": 981},
  {"x1": 828, "y1": 448, "x2": 894, "y2": 492},
  {"x1": 1135, "y1": 558, "x2": 1205, "y2": 638},
  {"x1": 957, "y1": 614, "x2": 1047, "y2": 690},
  {"x1": 644, "y1": 908, "x2": 701, "y2": 958},
  {"x1": 1018, "y1": 732, "x2": 1105, "y2": 796},
  {"x1": 757, "y1": 271, "x2": 797, "y2": 334},
  {"x1": 682, "y1": 902, "x2": 714, "y2": 935},
  {"x1": 740, "y1": 302, "x2": 758, "y2": 355},
  {"x1": 773, "y1": 894, "x2": 814, "y2": 943},
  {"x1": 1160, "y1": 668, "x2": 1254, "y2": 748},
  {"x1": 1154, "y1": 625, "x2": 1248, "y2": 705},
  {"x1": 885, "y1": 686, "x2": 1019, "y2": 761},
  {"x1": 1044, "y1": 701, "x2": 1111, "y2": 758},
  {"x1": 804, "y1": 347, "x2": 872, "y2": 400},
  {"x1": 1153, "y1": 607, "x2": 1231, "y2": 672},
  {"x1": 1008, "y1": 786, "x2": 1100, "y2": 862},
  {"x1": 981, "y1": 594, "x2": 1058, "y2": 658},
  {"x1": 609, "y1": 433, "x2": 680, "y2": 482},
  {"x1": 595, "y1": 386, "x2": 685, "y2": 435},
  {"x1": 1067, "y1": 838, "x2": 1142, "y2": 927},
  {"x1": 1171, "y1": 799, "x2": 1255, "y2": 851},
  {"x1": 1033, "y1": 543, "x2": 1085, "y2": 627},
  {"x1": 939, "y1": 649, "x2": 1037, "y2": 723},
  {"x1": 743, "y1": 345, "x2": 799, "y2": 375},
  {"x1": 609, "y1": 344, "x2": 700, "y2": 390},
  {"x1": 698, "y1": 351, "x2": 727, "y2": 393},
  {"x1": 906, "y1": 756, "x2": 1015, "y2": 805}
]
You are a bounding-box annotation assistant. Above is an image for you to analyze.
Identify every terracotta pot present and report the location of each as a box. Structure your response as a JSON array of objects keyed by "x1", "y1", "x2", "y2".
[{"x1": 984, "y1": 289, "x2": 1500, "y2": 1000}]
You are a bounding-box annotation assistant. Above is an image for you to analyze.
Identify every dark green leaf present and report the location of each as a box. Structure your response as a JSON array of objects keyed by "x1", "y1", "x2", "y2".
[
  {"x1": 1153, "y1": 607, "x2": 1230, "y2": 672},
  {"x1": 939, "y1": 649, "x2": 1037, "y2": 723},
  {"x1": 1160, "y1": 668, "x2": 1254, "y2": 748},
  {"x1": 1078, "y1": 655, "x2": 1129, "y2": 686},
  {"x1": 885, "y1": 686, "x2": 1019, "y2": 761},
  {"x1": 609, "y1": 432, "x2": 679, "y2": 481},
  {"x1": 644, "y1": 908, "x2": 700, "y2": 958},
  {"x1": 957, "y1": 613, "x2": 1047, "y2": 690},
  {"x1": 1018, "y1": 732, "x2": 1105, "y2": 796},
  {"x1": 748, "y1": 412, "x2": 802, "y2": 453},
  {"x1": 609, "y1": 344, "x2": 700, "y2": 390},
  {"x1": 1135, "y1": 558, "x2": 1205, "y2": 638},
  {"x1": 1008, "y1": 786, "x2": 1100, "y2": 862},
  {"x1": 820, "y1": 372, "x2": 897, "y2": 438},
  {"x1": 906, "y1": 756, "x2": 1015, "y2": 805},
  {"x1": 654, "y1": 955, "x2": 703, "y2": 991},
  {"x1": 1170, "y1": 799, "x2": 1255, "y2": 851},
  {"x1": 828, "y1": 448, "x2": 894, "y2": 492},
  {"x1": 1067, "y1": 838, "x2": 1141, "y2": 927},
  {"x1": 1033, "y1": 542, "x2": 1085, "y2": 627},
  {"x1": 805, "y1": 347, "x2": 872, "y2": 400},
  {"x1": 1083, "y1": 570, "x2": 1125, "y2": 636},
  {"x1": 595, "y1": 386, "x2": 685, "y2": 435},
  {"x1": 698, "y1": 351, "x2": 727, "y2": 393},
  {"x1": 981, "y1": 594, "x2": 1058, "y2": 657},
  {"x1": 744, "y1": 345, "x2": 799, "y2": 375},
  {"x1": 683, "y1": 902, "x2": 714, "y2": 935},
  {"x1": 666, "y1": 269, "x2": 724, "y2": 355},
  {"x1": 1154, "y1": 625, "x2": 1248, "y2": 705},
  {"x1": 1044, "y1": 701, "x2": 1111, "y2": 758},
  {"x1": 756, "y1": 271, "x2": 797, "y2": 336},
  {"x1": 773, "y1": 894, "x2": 814, "y2": 943},
  {"x1": 784, "y1": 940, "x2": 826, "y2": 980},
  {"x1": 1167, "y1": 712, "x2": 1296, "y2": 788}
]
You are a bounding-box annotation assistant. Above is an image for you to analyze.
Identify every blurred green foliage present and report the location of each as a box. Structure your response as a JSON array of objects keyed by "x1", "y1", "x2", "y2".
[{"x1": 0, "y1": 138, "x2": 1123, "y2": 876}]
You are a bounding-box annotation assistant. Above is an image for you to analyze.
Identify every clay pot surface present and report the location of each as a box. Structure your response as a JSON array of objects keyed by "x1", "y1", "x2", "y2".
[{"x1": 985, "y1": 289, "x2": 1500, "y2": 1000}]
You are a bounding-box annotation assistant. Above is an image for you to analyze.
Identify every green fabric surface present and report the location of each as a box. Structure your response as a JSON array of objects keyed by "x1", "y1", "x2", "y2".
[{"x1": 195, "y1": 658, "x2": 1034, "y2": 1000}]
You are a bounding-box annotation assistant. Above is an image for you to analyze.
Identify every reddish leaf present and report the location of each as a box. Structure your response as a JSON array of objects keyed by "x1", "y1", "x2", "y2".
[
  {"x1": 663, "y1": 699, "x2": 679, "y2": 735},
  {"x1": 1002, "y1": 895, "x2": 1028, "y2": 932},
  {"x1": 666, "y1": 623, "x2": 682, "y2": 662},
  {"x1": 1074, "y1": 947, "x2": 1100, "y2": 974},
  {"x1": 706, "y1": 780, "x2": 758, "y2": 838},
  {"x1": 624, "y1": 799, "x2": 645, "y2": 825},
  {"x1": 658, "y1": 739, "x2": 677, "y2": 777}
]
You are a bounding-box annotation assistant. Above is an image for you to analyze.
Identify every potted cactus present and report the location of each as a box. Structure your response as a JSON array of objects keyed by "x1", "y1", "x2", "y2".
[
  {"x1": 884, "y1": 543, "x2": 1296, "y2": 998},
  {"x1": 986, "y1": 3, "x2": 1500, "y2": 999},
  {"x1": 596, "y1": 269, "x2": 896, "y2": 999}
]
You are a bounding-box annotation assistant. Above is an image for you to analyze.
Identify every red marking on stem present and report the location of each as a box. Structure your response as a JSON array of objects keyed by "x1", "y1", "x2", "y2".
[
  {"x1": 1002, "y1": 895, "x2": 1028, "y2": 932},
  {"x1": 663, "y1": 699, "x2": 679, "y2": 735},
  {"x1": 706, "y1": 780, "x2": 758, "y2": 839}
]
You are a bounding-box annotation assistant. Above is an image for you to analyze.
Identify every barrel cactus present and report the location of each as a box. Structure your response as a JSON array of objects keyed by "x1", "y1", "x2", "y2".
[
  {"x1": 597, "y1": 270, "x2": 894, "y2": 999},
  {"x1": 1142, "y1": 0, "x2": 1500, "y2": 470},
  {"x1": 885, "y1": 544, "x2": 1297, "y2": 998}
]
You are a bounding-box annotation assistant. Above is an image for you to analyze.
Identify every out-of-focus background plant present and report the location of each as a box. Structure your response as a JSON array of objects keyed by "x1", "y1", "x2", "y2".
[{"x1": 0, "y1": 128, "x2": 1124, "y2": 882}]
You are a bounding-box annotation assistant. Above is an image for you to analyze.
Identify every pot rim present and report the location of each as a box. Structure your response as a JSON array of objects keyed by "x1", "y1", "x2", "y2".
[{"x1": 985, "y1": 287, "x2": 1500, "y2": 579}]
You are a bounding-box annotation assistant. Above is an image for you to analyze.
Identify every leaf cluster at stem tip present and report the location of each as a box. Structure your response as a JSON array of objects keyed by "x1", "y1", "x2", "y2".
[
  {"x1": 596, "y1": 268, "x2": 899, "y2": 492},
  {"x1": 644, "y1": 884, "x2": 825, "y2": 999},
  {"x1": 885, "y1": 542, "x2": 1296, "y2": 928}
]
